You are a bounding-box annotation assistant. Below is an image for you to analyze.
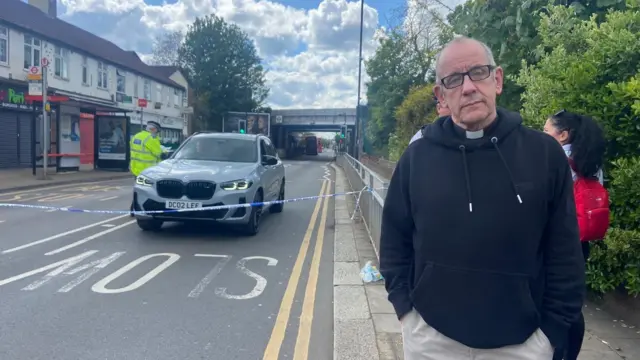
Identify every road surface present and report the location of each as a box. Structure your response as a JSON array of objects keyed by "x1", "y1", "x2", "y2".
[{"x1": 0, "y1": 158, "x2": 336, "y2": 360}]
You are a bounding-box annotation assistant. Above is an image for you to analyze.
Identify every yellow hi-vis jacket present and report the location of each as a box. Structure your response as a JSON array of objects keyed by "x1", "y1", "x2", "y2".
[{"x1": 130, "y1": 130, "x2": 163, "y2": 177}]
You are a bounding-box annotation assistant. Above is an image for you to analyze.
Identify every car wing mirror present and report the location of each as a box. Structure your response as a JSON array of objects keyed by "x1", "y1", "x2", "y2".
[{"x1": 262, "y1": 155, "x2": 278, "y2": 166}]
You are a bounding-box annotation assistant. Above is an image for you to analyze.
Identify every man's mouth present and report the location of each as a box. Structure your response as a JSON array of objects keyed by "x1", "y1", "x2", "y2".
[{"x1": 462, "y1": 101, "x2": 482, "y2": 108}]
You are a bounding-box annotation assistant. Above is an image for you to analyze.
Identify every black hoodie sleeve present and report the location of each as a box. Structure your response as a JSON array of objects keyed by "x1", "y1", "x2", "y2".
[
  {"x1": 379, "y1": 150, "x2": 414, "y2": 320},
  {"x1": 540, "y1": 142, "x2": 586, "y2": 348}
]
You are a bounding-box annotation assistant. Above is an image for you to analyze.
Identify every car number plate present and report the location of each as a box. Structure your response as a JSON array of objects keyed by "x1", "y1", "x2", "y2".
[{"x1": 165, "y1": 201, "x2": 203, "y2": 209}]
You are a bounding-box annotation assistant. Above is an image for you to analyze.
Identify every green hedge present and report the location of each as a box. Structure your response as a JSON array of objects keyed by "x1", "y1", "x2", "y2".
[{"x1": 587, "y1": 228, "x2": 640, "y2": 296}]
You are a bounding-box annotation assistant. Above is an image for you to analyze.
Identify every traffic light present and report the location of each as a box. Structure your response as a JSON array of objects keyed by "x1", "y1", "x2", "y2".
[
  {"x1": 340, "y1": 125, "x2": 346, "y2": 138},
  {"x1": 239, "y1": 120, "x2": 247, "y2": 134}
]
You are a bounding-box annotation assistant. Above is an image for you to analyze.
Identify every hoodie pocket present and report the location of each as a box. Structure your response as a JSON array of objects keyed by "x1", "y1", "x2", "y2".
[{"x1": 409, "y1": 262, "x2": 539, "y2": 348}]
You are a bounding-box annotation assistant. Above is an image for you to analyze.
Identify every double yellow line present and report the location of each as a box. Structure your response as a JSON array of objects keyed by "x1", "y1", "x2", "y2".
[{"x1": 263, "y1": 179, "x2": 331, "y2": 360}]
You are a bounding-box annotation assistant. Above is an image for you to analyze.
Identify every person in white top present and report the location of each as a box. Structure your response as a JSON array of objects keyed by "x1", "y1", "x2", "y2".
[
  {"x1": 408, "y1": 97, "x2": 451, "y2": 145},
  {"x1": 543, "y1": 109, "x2": 606, "y2": 360}
]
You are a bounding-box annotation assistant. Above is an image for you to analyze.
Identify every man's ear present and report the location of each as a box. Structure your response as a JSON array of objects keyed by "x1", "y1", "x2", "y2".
[
  {"x1": 494, "y1": 66, "x2": 504, "y2": 95},
  {"x1": 433, "y1": 85, "x2": 445, "y2": 104}
]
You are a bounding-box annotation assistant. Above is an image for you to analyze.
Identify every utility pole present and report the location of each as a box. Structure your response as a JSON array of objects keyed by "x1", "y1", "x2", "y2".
[
  {"x1": 42, "y1": 60, "x2": 49, "y2": 179},
  {"x1": 354, "y1": 0, "x2": 365, "y2": 160}
]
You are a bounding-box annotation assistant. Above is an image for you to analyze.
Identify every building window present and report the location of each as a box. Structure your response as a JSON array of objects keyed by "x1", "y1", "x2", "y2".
[
  {"x1": 143, "y1": 79, "x2": 151, "y2": 100},
  {"x1": 134, "y1": 76, "x2": 139, "y2": 98},
  {"x1": 0, "y1": 26, "x2": 8, "y2": 65},
  {"x1": 174, "y1": 88, "x2": 180, "y2": 108},
  {"x1": 54, "y1": 47, "x2": 69, "y2": 79},
  {"x1": 182, "y1": 90, "x2": 187, "y2": 107},
  {"x1": 156, "y1": 84, "x2": 162, "y2": 103},
  {"x1": 166, "y1": 87, "x2": 172, "y2": 106},
  {"x1": 82, "y1": 56, "x2": 89, "y2": 85},
  {"x1": 23, "y1": 35, "x2": 41, "y2": 69},
  {"x1": 97, "y1": 62, "x2": 108, "y2": 89},
  {"x1": 116, "y1": 69, "x2": 126, "y2": 94}
]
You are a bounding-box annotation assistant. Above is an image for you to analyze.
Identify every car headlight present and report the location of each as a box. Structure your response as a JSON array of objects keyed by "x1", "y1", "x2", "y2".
[
  {"x1": 136, "y1": 175, "x2": 154, "y2": 187},
  {"x1": 220, "y1": 179, "x2": 252, "y2": 190}
]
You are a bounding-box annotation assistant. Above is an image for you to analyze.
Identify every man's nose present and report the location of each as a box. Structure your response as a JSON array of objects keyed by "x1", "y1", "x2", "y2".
[{"x1": 461, "y1": 74, "x2": 478, "y2": 95}]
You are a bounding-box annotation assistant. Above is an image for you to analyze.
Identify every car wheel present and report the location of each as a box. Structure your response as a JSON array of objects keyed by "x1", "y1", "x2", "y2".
[
  {"x1": 137, "y1": 218, "x2": 163, "y2": 231},
  {"x1": 242, "y1": 191, "x2": 263, "y2": 236},
  {"x1": 270, "y1": 181, "x2": 285, "y2": 214}
]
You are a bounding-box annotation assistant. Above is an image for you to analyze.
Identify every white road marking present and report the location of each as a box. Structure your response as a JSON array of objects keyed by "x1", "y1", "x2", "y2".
[
  {"x1": 57, "y1": 252, "x2": 126, "y2": 293},
  {"x1": 101, "y1": 224, "x2": 116, "y2": 228},
  {"x1": 45, "y1": 220, "x2": 136, "y2": 256},
  {"x1": 188, "y1": 254, "x2": 231, "y2": 298},
  {"x1": 99, "y1": 196, "x2": 119, "y2": 201},
  {"x1": 215, "y1": 256, "x2": 278, "y2": 300},
  {"x1": 0, "y1": 220, "x2": 5, "y2": 224},
  {"x1": 0, "y1": 250, "x2": 98, "y2": 288},
  {"x1": 91, "y1": 253, "x2": 180, "y2": 294},
  {"x1": 1, "y1": 215, "x2": 129, "y2": 254}
]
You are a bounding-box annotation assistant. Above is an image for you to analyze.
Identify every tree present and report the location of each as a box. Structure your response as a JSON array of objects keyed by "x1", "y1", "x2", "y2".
[
  {"x1": 150, "y1": 31, "x2": 183, "y2": 66},
  {"x1": 365, "y1": 0, "x2": 448, "y2": 154},
  {"x1": 177, "y1": 15, "x2": 269, "y2": 131},
  {"x1": 446, "y1": 0, "x2": 628, "y2": 111},
  {"x1": 388, "y1": 84, "x2": 438, "y2": 161}
]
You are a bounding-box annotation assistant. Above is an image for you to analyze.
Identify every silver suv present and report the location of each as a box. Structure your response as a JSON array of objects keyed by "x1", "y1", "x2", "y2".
[{"x1": 132, "y1": 132, "x2": 285, "y2": 235}]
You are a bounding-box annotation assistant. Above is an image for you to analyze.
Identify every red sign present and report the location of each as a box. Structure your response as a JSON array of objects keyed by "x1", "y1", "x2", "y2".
[
  {"x1": 24, "y1": 95, "x2": 69, "y2": 102},
  {"x1": 41, "y1": 57, "x2": 49, "y2": 67},
  {"x1": 29, "y1": 66, "x2": 39, "y2": 74},
  {"x1": 137, "y1": 98, "x2": 148, "y2": 107}
]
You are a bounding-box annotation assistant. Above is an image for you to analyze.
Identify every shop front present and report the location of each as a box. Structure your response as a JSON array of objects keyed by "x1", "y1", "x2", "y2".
[
  {"x1": 129, "y1": 111, "x2": 184, "y2": 149},
  {"x1": 0, "y1": 82, "x2": 41, "y2": 169}
]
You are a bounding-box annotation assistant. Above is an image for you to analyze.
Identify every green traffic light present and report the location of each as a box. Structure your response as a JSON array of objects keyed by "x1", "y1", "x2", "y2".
[
  {"x1": 340, "y1": 134, "x2": 345, "y2": 138},
  {"x1": 240, "y1": 129, "x2": 245, "y2": 133}
]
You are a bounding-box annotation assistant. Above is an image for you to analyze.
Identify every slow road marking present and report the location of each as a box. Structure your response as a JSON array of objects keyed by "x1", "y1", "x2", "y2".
[{"x1": 262, "y1": 180, "x2": 328, "y2": 360}]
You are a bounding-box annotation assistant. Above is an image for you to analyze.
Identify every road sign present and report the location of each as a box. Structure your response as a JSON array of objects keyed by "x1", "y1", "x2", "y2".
[
  {"x1": 29, "y1": 66, "x2": 39, "y2": 74},
  {"x1": 28, "y1": 82, "x2": 43, "y2": 96},
  {"x1": 137, "y1": 98, "x2": 148, "y2": 108},
  {"x1": 41, "y1": 57, "x2": 49, "y2": 67}
]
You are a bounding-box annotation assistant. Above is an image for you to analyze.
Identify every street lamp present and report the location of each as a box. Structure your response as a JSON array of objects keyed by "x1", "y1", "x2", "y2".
[{"x1": 355, "y1": 0, "x2": 364, "y2": 159}]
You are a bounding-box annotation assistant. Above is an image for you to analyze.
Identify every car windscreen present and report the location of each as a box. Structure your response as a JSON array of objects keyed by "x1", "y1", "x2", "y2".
[{"x1": 172, "y1": 137, "x2": 257, "y2": 163}]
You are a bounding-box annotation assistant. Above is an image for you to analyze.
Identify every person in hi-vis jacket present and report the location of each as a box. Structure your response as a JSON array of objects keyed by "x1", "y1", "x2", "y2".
[{"x1": 129, "y1": 121, "x2": 163, "y2": 216}]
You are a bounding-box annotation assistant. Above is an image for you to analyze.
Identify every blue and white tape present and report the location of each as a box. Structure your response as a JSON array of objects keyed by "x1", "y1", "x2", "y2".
[{"x1": 0, "y1": 188, "x2": 381, "y2": 215}]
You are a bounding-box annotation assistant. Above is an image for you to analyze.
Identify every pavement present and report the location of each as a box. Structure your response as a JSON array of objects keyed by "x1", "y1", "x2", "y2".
[
  {"x1": 0, "y1": 165, "x2": 131, "y2": 193},
  {"x1": 331, "y1": 163, "x2": 640, "y2": 360},
  {"x1": 0, "y1": 158, "x2": 337, "y2": 360}
]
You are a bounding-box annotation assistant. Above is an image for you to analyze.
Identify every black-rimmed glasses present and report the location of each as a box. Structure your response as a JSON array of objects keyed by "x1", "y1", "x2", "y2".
[{"x1": 440, "y1": 65, "x2": 495, "y2": 89}]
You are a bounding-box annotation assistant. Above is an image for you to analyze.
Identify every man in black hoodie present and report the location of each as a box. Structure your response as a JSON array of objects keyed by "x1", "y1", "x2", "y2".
[{"x1": 379, "y1": 36, "x2": 585, "y2": 359}]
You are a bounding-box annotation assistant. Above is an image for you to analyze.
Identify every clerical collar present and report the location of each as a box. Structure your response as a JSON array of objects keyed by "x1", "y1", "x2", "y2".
[{"x1": 465, "y1": 130, "x2": 484, "y2": 139}]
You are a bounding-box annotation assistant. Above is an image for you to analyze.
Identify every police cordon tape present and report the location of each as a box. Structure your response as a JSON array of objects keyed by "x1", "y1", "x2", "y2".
[{"x1": 0, "y1": 186, "x2": 382, "y2": 216}]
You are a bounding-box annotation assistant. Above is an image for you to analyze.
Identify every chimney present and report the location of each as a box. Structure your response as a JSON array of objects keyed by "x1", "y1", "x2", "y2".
[{"x1": 28, "y1": 0, "x2": 58, "y2": 18}]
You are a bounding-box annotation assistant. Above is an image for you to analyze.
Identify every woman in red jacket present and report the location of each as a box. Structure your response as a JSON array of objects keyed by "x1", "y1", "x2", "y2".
[{"x1": 543, "y1": 110, "x2": 606, "y2": 360}]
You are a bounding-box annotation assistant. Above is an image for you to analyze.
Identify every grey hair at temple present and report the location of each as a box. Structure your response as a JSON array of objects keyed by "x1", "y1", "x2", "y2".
[{"x1": 434, "y1": 36, "x2": 497, "y2": 83}]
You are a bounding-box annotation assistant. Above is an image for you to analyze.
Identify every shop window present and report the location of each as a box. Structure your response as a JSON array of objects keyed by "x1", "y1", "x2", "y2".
[
  {"x1": 156, "y1": 84, "x2": 162, "y2": 103},
  {"x1": 0, "y1": 26, "x2": 8, "y2": 65},
  {"x1": 54, "y1": 47, "x2": 69, "y2": 79},
  {"x1": 97, "y1": 62, "x2": 108, "y2": 89},
  {"x1": 23, "y1": 35, "x2": 41, "y2": 69}
]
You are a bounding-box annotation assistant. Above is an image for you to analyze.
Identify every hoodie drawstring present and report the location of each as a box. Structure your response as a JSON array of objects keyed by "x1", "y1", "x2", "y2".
[
  {"x1": 491, "y1": 137, "x2": 523, "y2": 205},
  {"x1": 458, "y1": 145, "x2": 473, "y2": 212},
  {"x1": 458, "y1": 137, "x2": 523, "y2": 213}
]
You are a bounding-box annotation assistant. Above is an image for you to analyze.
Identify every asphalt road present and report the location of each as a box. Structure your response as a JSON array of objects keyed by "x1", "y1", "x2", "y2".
[{"x1": 0, "y1": 157, "x2": 337, "y2": 360}]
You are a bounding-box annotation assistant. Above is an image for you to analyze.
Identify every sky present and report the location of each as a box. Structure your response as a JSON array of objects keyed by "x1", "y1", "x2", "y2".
[{"x1": 53, "y1": 0, "x2": 464, "y2": 109}]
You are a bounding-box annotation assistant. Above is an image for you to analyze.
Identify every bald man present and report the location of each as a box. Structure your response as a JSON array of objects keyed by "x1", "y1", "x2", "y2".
[{"x1": 380, "y1": 36, "x2": 584, "y2": 360}]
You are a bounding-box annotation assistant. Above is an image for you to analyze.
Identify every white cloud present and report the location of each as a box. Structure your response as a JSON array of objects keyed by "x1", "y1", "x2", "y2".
[{"x1": 61, "y1": 0, "x2": 381, "y2": 109}]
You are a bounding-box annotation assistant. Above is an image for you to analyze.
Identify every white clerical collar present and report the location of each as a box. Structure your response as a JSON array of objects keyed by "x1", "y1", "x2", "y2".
[{"x1": 466, "y1": 129, "x2": 484, "y2": 139}]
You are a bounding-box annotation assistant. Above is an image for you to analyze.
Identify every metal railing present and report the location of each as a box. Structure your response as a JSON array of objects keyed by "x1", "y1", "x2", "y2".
[{"x1": 337, "y1": 154, "x2": 387, "y2": 257}]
